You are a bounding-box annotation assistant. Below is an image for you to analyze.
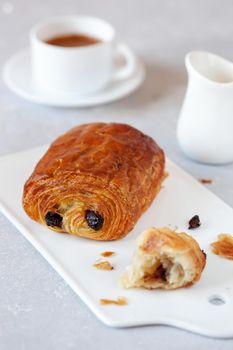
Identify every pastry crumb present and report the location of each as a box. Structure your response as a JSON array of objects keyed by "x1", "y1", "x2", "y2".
[
  {"x1": 211, "y1": 234, "x2": 233, "y2": 260},
  {"x1": 199, "y1": 178, "x2": 213, "y2": 184},
  {"x1": 100, "y1": 297, "x2": 128, "y2": 306},
  {"x1": 93, "y1": 261, "x2": 113, "y2": 270},
  {"x1": 101, "y1": 251, "x2": 115, "y2": 257}
]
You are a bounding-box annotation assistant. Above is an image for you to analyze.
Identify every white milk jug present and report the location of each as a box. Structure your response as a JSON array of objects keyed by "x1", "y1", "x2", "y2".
[{"x1": 177, "y1": 51, "x2": 233, "y2": 164}]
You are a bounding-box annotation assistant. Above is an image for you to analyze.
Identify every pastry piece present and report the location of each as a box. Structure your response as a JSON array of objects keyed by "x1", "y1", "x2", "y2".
[
  {"x1": 93, "y1": 261, "x2": 114, "y2": 270},
  {"x1": 199, "y1": 178, "x2": 212, "y2": 184},
  {"x1": 101, "y1": 251, "x2": 115, "y2": 257},
  {"x1": 211, "y1": 234, "x2": 233, "y2": 260},
  {"x1": 120, "y1": 227, "x2": 206, "y2": 290},
  {"x1": 100, "y1": 297, "x2": 128, "y2": 306},
  {"x1": 23, "y1": 123, "x2": 165, "y2": 241}
]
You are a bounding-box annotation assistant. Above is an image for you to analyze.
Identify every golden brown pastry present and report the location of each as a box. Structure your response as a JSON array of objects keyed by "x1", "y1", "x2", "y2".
[
  {"x1": 100, "y1": 297, "x2": 128, "y2": 306},
  {"x1": 120, "y1": 227, "x2": 206, "y2": 290},
  {"x1": 23, "y1": 123, "x2": 165, "y2": 241},
  {"x1": 211, "y1": 234, "x2": 233, "y2": 260},
  {"x1": 93, "y1": 261, "x2": 114, "y2": 270}
]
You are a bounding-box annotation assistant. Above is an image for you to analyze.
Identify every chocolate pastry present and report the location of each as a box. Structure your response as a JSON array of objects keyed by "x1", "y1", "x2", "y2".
[
  {"x1": 120, "y1": 227, "x2": 206, "y2": 289},
  {"x1": 23, "y1": 123, "x2": 165, "y2": 240}
]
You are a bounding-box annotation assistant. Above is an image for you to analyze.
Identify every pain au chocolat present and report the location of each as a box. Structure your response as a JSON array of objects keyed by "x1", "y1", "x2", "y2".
[
  {"x1": 120, "y1": 227, "x2": 206, "y2": 290},
  {"x1": 22, "y1": 123, "x2": 165, "y2": 240}
]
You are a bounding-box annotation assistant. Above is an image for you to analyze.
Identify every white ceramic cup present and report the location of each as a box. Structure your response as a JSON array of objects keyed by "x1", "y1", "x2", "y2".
[{"x1": 30, "y1": 15, "x2": 136, "y2": 95}]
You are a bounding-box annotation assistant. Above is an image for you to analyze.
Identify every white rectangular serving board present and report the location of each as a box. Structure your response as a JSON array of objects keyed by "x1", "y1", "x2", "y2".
[{"x1": 0, "y1": 146, "x2": 233, "y2": 338}]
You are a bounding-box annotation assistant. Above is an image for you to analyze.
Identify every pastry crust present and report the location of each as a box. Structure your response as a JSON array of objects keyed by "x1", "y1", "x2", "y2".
[
  {"x1": 211, "y1": 234, "x2": 233, "y2": 260},
  {"x1": 23, "y1": 123, "x2": 165, "y2": 241},
  {"x1": 120, "y1": 227, "x2": 206, "y2": 289}
]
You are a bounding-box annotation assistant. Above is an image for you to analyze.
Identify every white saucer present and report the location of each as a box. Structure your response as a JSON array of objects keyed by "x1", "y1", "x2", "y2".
[{"x1": 3, "y1": 48, "x2": 145, "y2": 108}]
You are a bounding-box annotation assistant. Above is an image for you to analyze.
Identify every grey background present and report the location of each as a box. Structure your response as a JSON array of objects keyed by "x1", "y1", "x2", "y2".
[{"x1": 1, "y1": 0, "x2": 233, "y2": 349}]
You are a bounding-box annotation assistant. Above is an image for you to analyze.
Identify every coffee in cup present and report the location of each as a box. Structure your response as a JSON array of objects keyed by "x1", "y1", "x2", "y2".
[{"x1": 30, "y1": 15, "x2": 136, "y2": 95}]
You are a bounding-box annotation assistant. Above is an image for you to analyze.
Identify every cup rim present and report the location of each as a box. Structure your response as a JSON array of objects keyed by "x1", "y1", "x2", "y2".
[{"x1": 30, "y1": 15, "x2": 115, "y2": 51}]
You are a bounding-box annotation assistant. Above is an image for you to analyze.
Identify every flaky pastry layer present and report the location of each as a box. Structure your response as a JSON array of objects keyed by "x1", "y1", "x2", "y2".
[
  {"x1": 120, "y1": 227, "x2": 206, "y2": 289},
  {"x1": 23, "y1": 123, "x2": 165, "y2": 241}
]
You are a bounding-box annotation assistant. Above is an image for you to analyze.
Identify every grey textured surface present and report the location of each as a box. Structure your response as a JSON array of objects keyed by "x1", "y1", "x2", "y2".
[{"x1": 0, "y1": 0, "x2": 233, "y2": 349}]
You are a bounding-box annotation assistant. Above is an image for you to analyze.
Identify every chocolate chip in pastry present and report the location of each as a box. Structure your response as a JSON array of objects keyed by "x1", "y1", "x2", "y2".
[
  {"x1": 22, "y1": 123, "x2": 165, "y2": 241},
  {"x1": 120, "y1": 227, "x2": 206, "y2": 290},
  {"x1": 45, "y1": 211, "x2": 63, "y2": 228}
]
